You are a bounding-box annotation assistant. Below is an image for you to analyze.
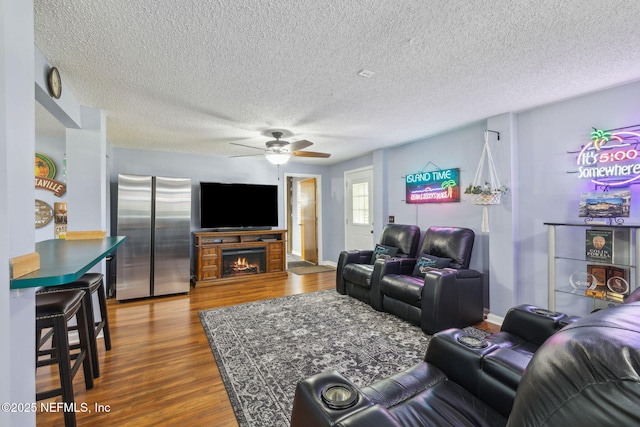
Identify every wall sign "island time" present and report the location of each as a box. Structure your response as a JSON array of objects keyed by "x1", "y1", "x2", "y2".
[
  {"x1": 405, "y1": 168, "x2": 460, "y2": 204},
  {"x1": 576, "y1": 128, "x2": 640, "y2": 186}
]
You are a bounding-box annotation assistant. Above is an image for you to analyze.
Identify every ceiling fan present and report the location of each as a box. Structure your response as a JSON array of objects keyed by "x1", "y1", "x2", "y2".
[{"x1": 230, "y1": 131, "x2": 331, "y2": 164}]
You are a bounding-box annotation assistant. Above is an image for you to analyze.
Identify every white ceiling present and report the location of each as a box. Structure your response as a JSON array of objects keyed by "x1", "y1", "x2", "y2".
[{"x1": 34, "y1": 1, "x2": 640, "y2": 164}]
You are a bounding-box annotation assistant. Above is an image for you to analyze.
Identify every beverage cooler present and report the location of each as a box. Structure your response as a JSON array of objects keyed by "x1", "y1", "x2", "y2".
[{"x1": 116, "y1": 174, "x2": 192, "y2": 301}]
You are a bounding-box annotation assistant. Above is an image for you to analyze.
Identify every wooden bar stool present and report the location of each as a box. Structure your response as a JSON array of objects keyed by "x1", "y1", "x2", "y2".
[
  {"x1": 36, "y1": 289, "x2": 94, "y2": 427},
  {"x1": 37, "y1": 273, "x2": 111, "y2": 378}
]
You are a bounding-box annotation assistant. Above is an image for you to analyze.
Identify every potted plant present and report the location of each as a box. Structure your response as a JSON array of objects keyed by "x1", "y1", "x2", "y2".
[{"x1": 464, "y1": 182, "x2": 509, "y2": 205}]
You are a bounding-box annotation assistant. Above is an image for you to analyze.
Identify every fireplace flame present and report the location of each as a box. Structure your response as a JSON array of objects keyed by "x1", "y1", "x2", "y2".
[
  {"x1": 223, "y1": 252, "x2": 264, "y2": 277},
  {"x1": 231, "y1": 256, "x2": 260, "y2": 272}
]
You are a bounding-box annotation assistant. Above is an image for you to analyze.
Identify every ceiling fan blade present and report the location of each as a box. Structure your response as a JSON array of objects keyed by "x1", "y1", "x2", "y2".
[
  {"x1": 287, "y1": 139, "x2": 313, "y2": 151},
  {"x1": 230, "y1": 142, "x2": 267, "y2": 152},
  {"x1": 292, "y1": 151, "x2": 331, "y2": 158},
  {"x1": 229, "y1": 153, "x2": 264, "y2": 158}
]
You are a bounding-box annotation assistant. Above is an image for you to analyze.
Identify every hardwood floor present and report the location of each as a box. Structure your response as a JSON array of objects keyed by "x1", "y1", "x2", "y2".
[{"x1": 36, "y1": 271, "x2": 498, "y2": 426}]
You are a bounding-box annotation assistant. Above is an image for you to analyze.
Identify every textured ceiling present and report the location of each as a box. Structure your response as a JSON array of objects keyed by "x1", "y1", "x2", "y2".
[{"x1": 34, "y1": 0, "x2": 640, "y2": 164}]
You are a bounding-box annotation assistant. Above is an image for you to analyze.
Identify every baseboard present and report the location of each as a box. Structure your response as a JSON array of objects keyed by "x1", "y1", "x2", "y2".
[
  {"x1": 486, "y1": 313, "x2": 504, "y2": 327},
  {"x1": 67, "y1": 330, "x2": 104, "y2": 346},
  {"x1": 323, "y1": 260, "x2": 337, "y2": 268}
]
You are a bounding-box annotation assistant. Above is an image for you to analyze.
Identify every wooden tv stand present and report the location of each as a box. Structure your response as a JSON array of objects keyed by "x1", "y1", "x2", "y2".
[{"x1": 192, "y1": 229, "x2": 287, "y2": 287}]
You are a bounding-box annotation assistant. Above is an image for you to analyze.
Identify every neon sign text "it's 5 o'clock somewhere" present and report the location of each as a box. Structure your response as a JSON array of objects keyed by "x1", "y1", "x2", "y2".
[{"x1": 577, "y1": 129, "x2": 640, "y2": 186}]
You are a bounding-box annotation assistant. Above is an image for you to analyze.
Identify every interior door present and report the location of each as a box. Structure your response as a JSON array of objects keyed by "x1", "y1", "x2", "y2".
[
  {"x1": 286, "y1": 177, "x2": 293, "y2": 254},
  {"x1": 345, "y1": 167, "x2": 374, "y2": 250},
  {"x1": 300, "y1": 178, "x2": 318, "y2": 264}
]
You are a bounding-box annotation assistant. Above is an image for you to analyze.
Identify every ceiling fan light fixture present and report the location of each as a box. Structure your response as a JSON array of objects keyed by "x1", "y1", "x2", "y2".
[{"x1": 265, "y1": 152, "x2": 290, "y2": 165}]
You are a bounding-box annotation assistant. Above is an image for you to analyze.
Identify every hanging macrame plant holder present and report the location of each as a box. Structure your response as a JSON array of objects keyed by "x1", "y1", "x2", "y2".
[{"x1": 470, "y1": 131, "x2": 504, "y2": 232}]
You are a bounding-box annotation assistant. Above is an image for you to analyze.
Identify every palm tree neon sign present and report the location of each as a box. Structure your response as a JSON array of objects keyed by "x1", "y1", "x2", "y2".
[{"x1": 577, "y1": 128, "x2": 640, "y2": 186}]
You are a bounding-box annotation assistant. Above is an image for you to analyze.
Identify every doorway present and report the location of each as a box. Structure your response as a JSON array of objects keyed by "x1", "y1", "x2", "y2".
[
  {"x1": 344, "y1": 166, "x2": 374, "y2": 250},
  {"x1": 285, "y1": 174, "x2": 322, "y2": 265}
]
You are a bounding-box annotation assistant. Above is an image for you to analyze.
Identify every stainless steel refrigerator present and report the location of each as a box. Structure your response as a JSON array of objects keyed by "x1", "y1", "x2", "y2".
[{"x1": 116, "y1": 174, "x2": 192, "y2": 300}]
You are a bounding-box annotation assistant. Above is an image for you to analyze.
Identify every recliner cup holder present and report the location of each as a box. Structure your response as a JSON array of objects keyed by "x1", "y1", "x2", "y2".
[
  {"x1": 457, "y1": 334, "x2": 489, "y2": 349},
  {"x1": 532, "y1": 308, "x2": 561, "y2": 317},
  {"x1": 321, "y1": 383, "x2": 358, "y2": 409}
]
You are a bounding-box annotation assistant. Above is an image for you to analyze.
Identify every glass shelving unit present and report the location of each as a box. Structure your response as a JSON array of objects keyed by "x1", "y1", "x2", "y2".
[{"x1": 545, "y1": 222, "x2": 640, "y2": 313}]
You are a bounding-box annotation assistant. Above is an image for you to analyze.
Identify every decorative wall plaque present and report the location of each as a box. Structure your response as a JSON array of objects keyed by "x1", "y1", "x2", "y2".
[
  {"x1": 35, "y1": 152, "x2": 66, "y2": 196},
  {"x1": 35, "y1": 152, "x2": 56, "y2": 179},
  {"x1": 35, "y1": 199, "x2": 53, "y2": 228}
]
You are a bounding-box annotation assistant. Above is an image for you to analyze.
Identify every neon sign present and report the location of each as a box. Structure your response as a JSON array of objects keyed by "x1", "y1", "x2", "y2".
[
  {"x1": 405, "y1": 168, "x2": 460, "y2": 204},
  {"x1": 576, "y1": 128, "x2": 640, "y2": 186}
]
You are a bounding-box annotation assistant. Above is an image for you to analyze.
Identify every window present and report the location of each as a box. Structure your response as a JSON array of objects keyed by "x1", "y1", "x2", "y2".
[{"x1": 351, "y1": 182, "x2": 369, "y2": 224}]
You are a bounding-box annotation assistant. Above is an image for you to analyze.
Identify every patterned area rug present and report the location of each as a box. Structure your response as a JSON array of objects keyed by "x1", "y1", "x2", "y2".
[{"x1": 199, "y1": 290, "x2": 488, "y2": 427}]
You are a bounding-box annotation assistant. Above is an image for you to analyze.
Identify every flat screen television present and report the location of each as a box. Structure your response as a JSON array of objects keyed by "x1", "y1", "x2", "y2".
[{"x1": 199, "y1": 182, "x2": 278, "y2": 229}]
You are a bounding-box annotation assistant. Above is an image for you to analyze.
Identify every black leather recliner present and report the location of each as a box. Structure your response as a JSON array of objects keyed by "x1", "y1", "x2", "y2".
[
  {"x1": 336, "y1": 224, "x2": 421, "y2": 308},
  {"x1": 290, "y1": 303, "x2": 640, "y2": 426},
  {"x1": 374, "y1": 226, "x2": 482, "y2": 333}
]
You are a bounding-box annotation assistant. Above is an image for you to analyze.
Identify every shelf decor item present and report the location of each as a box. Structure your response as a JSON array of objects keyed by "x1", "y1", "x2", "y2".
[
  {"x1": 578, "y1": 190, "x2": 630, "y2": 225},
  {"x1": 569, "y1": 271, "x2": 598, "y2": 290},
  {"x1": 607, "y1": 275, "x2": 629, "y2": 295},
  {"x1": 546, "y1": 222, "x2": 638, "y2": 313},
  {"x1": 585, "y1": 229, "x2": 614, "y2": 263},
  {"x1": 54, "y1": 202, "x2": 67, "y2": 239},
  {"x1": 466, "y1": 130, "x2": 508, "y2": 231}
]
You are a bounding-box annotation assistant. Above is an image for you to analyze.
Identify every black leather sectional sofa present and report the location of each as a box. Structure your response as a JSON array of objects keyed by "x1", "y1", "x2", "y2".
[{"x1": 291, "y1": 302, "x2": 640, "y2": 426}]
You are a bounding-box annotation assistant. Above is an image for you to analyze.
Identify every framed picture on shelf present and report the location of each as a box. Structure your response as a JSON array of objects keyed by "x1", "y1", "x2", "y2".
[
  {"x1": 585, "y1": 229, "x2": 613, "y2": 263},
  {"x1": 578, "y1": 190, "x2": 630, "y2": 218}
]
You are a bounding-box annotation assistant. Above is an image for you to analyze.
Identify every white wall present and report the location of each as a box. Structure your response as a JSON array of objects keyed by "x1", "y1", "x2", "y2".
[
  {"x1": 486, "y1": 113, "x2": 517, "y2": 317},
  {"x1": 363, "y1": 80, "x2": 640, "y2": 317},
  {"x1": 383, "y1": 122, "x2": 493, "y2": 309},
  {"x1": 2, "y1": 1, "x2": 36, "y2": 425},
  {"x1": 516, "y1": 80, "x2": 640, "y2": 315},
  {"x1": 326, "y1": 154, "x2": 374, "y2": 259},
  {"x1": 35, "y1": 136, "x2": 67, "y2": 242},
  {"x1": 66, "y1": 107, "x2": 108, "y2": 233},
  {"x1": 1, "y1": 15, "x2": 109, "y2": 427},
  {"x1": 321, "y1": 79, "x2": 640, "y2": 318},
  {"x1": 110, "y1": 79, "x2": 640, "y2": 319},
  {"x1": 110, "y1": 148, "x2": 331, "y2": 259},
  {"x1": 385, "y1": 123, "x2": 486, "y2": 232}
]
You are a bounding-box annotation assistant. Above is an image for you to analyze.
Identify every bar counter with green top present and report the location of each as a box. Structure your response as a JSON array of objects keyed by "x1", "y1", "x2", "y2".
[{"x1": 10, "y1": 236, "x2": 125, "y2": 289}]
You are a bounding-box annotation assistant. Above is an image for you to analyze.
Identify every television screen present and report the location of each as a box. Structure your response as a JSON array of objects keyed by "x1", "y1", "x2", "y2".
[{"x1": 199, "y1": 182, "x2": 278, "y2": 229}]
